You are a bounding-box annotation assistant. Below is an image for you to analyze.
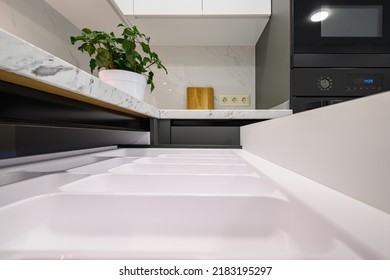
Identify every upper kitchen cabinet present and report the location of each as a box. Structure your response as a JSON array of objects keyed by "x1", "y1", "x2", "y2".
[
  {"x1": 131, "y1": 0, "x2": 270, "y2": 17},
  {"x1": 110, "y1": 0, "x2": 272, "y2": 46},
  {"x1": 133, "y1": 0, "x2": 202, "y2": 16},
  {"x1": 203, "y1": 0, "x2": 271, "y2": 16}
]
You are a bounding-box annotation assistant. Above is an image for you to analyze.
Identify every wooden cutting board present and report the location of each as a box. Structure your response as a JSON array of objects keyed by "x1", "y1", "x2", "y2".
[{"x1": 187, "y1": 87, "x2": 214, "y2": 109}]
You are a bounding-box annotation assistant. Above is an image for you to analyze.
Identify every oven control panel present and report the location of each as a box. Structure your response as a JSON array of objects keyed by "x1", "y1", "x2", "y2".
[
  {"x1": 346, "y1": 74, "x2": 383, "y2": 91},
  {"x1": 292, "y1": 69, "x2": 389, "y2": 97}
]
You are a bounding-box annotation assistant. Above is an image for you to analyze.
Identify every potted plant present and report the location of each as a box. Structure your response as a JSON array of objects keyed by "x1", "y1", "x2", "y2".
[{"x1": 70, "y1": 23, "x2": 167, "y2": 100}]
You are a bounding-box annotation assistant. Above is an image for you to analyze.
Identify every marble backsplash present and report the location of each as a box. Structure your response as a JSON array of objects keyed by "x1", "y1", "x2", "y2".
[
  {"x1": 144, "y1": 46, "x2": 256, "y2": 109},
  {"x1": 1, "y1": 0, "x2": 256, "y2": 110}
]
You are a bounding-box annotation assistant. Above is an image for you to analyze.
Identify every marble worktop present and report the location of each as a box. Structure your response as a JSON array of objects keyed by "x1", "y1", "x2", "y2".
[
  {"x1": 159, "y1": 109, "x2": 291, "y2": 119},
  {"x1": 0, "y1": 29, "x2": 291, "y2": 120}
]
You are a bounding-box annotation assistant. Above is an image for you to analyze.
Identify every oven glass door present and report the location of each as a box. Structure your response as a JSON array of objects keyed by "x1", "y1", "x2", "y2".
[{"x1": 293, "y1": 0, "x2": 390, "y2": 54}]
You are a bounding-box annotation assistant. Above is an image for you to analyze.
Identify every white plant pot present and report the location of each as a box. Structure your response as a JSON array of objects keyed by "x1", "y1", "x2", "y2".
[{"x1": 98, "y1": 70, "x2": 147, "y2": 101}]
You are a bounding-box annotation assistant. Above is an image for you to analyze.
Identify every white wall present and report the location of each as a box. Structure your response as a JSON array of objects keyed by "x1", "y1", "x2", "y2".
[
  {"x1": 144, "y1": 46, "x2": 256, "y2": 109},
  {"x1": 0, "y1": 0, "x2": 89, "y2": 72},
  {"x1": 241, "y1": 92, "x2": 390, "y2": 214}
]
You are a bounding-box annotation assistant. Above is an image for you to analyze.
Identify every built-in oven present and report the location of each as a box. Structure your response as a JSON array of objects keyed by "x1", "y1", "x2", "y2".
[{"x1": 290, "y1": 0, "x2": 390, "y2": 112}]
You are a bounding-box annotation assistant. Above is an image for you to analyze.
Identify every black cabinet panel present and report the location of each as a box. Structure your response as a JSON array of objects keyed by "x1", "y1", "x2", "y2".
[
  {"x1": 0, "y1": 125, "x2": 16, "y2": 159},
  {"x1": 0, "y1": 80, "x2": 150, "y2": 160},
  {"x1": 0, "y1": 124, "x2": 146, "y2": 160},
  {"x1": 0, "y1": 80, "x2": 149, "y2": 131},
  {"x1": 151, "y1": 119, "x2": 262, "y2": 147},
  {"x1": 171, "y1": 126, "x2": 240, "y2": 145}
]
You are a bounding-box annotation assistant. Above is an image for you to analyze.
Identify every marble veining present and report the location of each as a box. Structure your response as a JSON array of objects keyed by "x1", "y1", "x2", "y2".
[
  {"x1": 0, "y1": 29, "x2": 292, "y2": 120},
  {"x1": 0, "y1": 28, "x2": 160, "y2": 118},
  {"x1": 32, "y1": 65, "x2": 73, "y2": 77}
]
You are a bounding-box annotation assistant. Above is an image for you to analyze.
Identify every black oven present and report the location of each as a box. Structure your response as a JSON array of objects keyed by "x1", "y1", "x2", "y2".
[
  {"x1": 293, "y1": 0, "x2": 390, "y2": 55},
  {"x1": 291, "y1": 0, "x2": 390, "y2": 112}
]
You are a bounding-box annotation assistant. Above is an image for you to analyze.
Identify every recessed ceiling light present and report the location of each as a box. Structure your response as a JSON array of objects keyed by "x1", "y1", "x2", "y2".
[{"x1": 310, "y1": 10, "x2": 329, "y2": 22}]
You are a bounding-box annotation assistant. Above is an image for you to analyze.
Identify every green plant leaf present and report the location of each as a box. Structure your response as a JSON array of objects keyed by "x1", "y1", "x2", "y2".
[
  {"x1": 70, "y1": 35, "x2": 86, "y2": 44},
  {"x1": 140, "y1": 42, "x2": 150, "y2": 54},
  {"x1": 81, "y1": 28, "x2": 92, "y2": 34},
  {"x1": 134, "y1": 52, "x2": 143, "y2": 67},
  {"x1": 77, "y1": 43, "x2": 88, "y2": 53},
  {"x1": 96, "y1": 48, "x2": 111, "y2": 69},
  {"x1": 148, "y1": 72, "x2": 155, "y2": 92},
  {"x1": 142, "y1": 57, "x2": 151, "y2": 66},
  {"x1": 122, "y1": 40, "x2": 136, "y2": 53},
  {"x1": 85, "y1": 45, "x2": 96, "y2": 56},
  {"x1": 157, "y1": 61, "x2": 168, "y2": 74},
  {"x1": 89, "y1": 59, "x2": 97, "y2": 72},
  {"x1": 150, "y1": 52, "x2": 158, "y2": 60}
]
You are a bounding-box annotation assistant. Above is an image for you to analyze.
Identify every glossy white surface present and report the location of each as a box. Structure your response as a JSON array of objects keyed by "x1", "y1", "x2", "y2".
[
  {"x1": 0, "y1": 172, "x2": 45, "y2": 187},
  {"x1": 60, "y1": 173, "x2": 278, "y2": 195},
  {"x1": 65, "y1": 154, "x2": 253, "y2": 175},
  {"x1": 158, "y1": 153, "x2": 235, "y2": 158},
  {"x1": 235, "y1": 149, "x2": 390, "y2": 260},
  {"x1": 132, "y1": 157, "x2": 242, "y2": 165},
  {"x1": 0, "y1": 174, "x2": 89, "y2": 207},
  {"x1": 0, "y1": 193, "x2": 364, "y2": 259},
  {"x1": 66, "y1": 158, "x2": 138, "y2": 174},
  {"x1": 109, "y1": 163, "x2": 254, "y2": 175},
  {"x1": 0, "y1": 148, "x2": 389, "y2": 259},
  {"x1": 93, "y1": 148, "x2": 236, "y2": 158}
]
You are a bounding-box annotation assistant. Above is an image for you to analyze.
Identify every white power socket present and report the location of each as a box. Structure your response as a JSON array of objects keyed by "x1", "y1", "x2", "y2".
[{"x1": 219, "y1": 95, "x2": 250, "y2": 107}]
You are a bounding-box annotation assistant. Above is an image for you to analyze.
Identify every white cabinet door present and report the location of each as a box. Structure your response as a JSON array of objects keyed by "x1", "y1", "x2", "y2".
[
  {"x1": 134, "y1": 0, "x2": 202, "y2": 16},
  {"x1": 203, "y1": 0, "x2": 271, "y2": 16}
]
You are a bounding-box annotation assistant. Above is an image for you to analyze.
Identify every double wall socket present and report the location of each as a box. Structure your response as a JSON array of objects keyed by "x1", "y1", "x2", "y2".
[{"x1": 219, "y1": 95, "x2": 250, "y2": 107}]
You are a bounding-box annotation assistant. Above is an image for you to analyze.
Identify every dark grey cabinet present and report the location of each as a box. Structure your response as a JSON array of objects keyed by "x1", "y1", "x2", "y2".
[{"x1": 150, "y1": 119, "x2": 262, "y2": 148}]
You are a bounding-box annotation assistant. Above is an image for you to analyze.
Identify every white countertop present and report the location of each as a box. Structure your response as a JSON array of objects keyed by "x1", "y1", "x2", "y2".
[
  {"x1": 0, "y1": 29, "x2": 291, "y2": 120},
  {"x1": 0, "y1": 147, "x2": 389, "y2": 259}
]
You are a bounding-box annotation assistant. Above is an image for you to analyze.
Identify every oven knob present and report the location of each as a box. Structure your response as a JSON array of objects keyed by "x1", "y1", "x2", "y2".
[
  {"x1": 318, "y1": 77, "x2": 333, "y2": 91},
  {"x1": 320, "y1": 78, "x2": 330, "y2": 89}
]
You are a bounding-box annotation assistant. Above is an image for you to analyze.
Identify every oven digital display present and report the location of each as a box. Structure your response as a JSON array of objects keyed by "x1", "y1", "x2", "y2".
[{"x1": 347, "y1": 74, "x2": 383, "y2": 90}]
